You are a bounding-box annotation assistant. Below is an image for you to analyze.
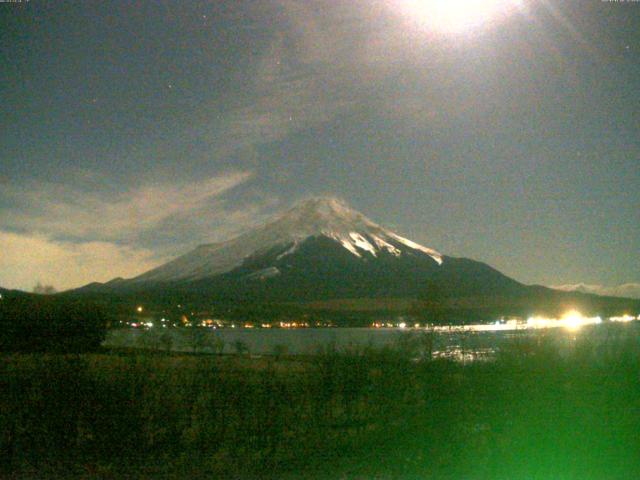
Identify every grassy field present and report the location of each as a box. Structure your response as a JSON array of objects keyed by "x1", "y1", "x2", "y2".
[{"x1": 2, "y1": 324, "x2": 640, "y2": 479}]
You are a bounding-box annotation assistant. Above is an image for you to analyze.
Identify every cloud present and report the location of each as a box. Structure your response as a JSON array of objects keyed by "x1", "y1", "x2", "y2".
[
  {"x1": 0, "y1": 231, "x2": 164, "y2": 291},
  {"x1": 0, "y1": 171, "x2": 282, "y2": 290},
  {"x1": 190, "y1": 1, "x2": 444, "y2": 162},
  {"x1": 136, "y1": 192, "x2": 281, "y2": 254},
  {"x1": 120, "y1": 0, "x2": 484, "y2": 185},
  {"x1": 551, "y1": 283, "x2": 640, "y2": 300},
  {"x1": 1, "y1": 171, "x2": 253, "y2": 242},
  {"x1": 195, "y1": 30, "x2": 356, "y2": 160}
]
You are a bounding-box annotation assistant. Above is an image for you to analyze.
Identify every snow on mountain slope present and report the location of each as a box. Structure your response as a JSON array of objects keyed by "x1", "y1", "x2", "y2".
[{"x1": 132, "y1": 197, "x2": 442, "y2": 283}]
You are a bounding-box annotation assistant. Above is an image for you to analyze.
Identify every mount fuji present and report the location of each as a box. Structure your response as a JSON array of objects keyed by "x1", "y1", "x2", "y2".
[
  {"x1": 73, "y1": 197, "x2": 638, "y2": 320},
  {"x1": 133, "y1": 197, "x2": 443, "y2": 284}
]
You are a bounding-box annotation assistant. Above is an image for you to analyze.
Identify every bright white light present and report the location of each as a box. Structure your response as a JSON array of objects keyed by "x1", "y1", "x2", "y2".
[
  {"x1": 428, "y1": 312, "x2": 609, "y2": 333},
  {"x1": 610, "y1": 314, "x2": 635, "y2": 323},
  {"x1": 562, "y1": 310, "x2": 583, "y2": 331},
  {"x1": 398, "y1": 322, "x2": 407, "y2": 329},
  {"x1": 560, "y1": 310, "x2": 601, "y2": 331},
  {"x1": 399, "y1": 0, "x2": 522, "y2": 33}
]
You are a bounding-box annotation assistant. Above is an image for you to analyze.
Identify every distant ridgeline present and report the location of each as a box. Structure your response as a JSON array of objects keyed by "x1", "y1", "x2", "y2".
[{"x1": 0, "y1": 290, "x2": 108, "y2": 352}]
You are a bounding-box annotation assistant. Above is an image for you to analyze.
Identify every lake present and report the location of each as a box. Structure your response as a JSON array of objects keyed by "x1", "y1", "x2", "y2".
[{"x1": 105, "y1": 321, "x2": 640, "y2": 360}]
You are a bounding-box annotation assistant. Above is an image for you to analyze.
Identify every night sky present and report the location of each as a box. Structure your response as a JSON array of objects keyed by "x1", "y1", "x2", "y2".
[{"x1": 1, "y1": 0, "x2": 639, "y2": 293}]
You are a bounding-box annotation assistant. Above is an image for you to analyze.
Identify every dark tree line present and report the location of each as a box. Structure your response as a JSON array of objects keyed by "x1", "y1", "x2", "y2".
[{"x1": 0, "y1": 295, "x2": 108, "y2": 352}]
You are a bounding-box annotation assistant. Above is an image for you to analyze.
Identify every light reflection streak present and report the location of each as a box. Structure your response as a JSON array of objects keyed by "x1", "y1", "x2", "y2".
[
  {"x1": 610, "y1": 314, "x2": 636, "y2": 323},
  {"x1": 429, "y1": 311, "x2": 623, "y2": 333}
]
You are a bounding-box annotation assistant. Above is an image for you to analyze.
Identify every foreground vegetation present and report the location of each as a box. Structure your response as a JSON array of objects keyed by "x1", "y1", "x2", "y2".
[
  {"x1": 0, "y1": 295, "x2": 107, "y2": 353},
  {"x1": 1, "y1": 324, "x2": 640, "y2": 479}
]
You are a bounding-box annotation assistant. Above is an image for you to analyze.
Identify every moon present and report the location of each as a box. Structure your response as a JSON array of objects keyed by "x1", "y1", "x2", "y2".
[{"x1": 398, "y1": 0, "x2": 523, "y2": 34}]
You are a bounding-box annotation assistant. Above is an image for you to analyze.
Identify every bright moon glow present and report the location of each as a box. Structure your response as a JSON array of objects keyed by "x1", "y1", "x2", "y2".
[{"x1": 400, "y1": 0, "x2": 521, "y2": 33}]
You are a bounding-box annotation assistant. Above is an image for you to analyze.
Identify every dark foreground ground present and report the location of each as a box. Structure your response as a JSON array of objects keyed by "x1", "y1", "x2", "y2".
[{"x1": 2, "y1": 324, "x2": 640, "y2": 479}]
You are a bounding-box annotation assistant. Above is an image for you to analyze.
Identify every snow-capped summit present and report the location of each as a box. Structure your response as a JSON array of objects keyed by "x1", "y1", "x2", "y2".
[
  {"x1": 261, "y1": 196, "x2": 380, "y2": 240},
  {"x1": 256, "y1": 197, "x2": 441, "y2": 262},
  {"x1": 132, "y1": 196, "x2": 442, "y2": 283},
  {"x1": 71, "y1": 197, "x2": 640, "y2": 316}
]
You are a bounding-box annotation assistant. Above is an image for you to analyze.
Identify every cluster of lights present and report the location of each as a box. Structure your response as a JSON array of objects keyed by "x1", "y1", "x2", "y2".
[
  {"x1": 130, "y1": 321, "x2": 153, "y2": 329},
  {"x1": 430, "y1": 311, "x2": 633, "y2": 333},
  {"x1": 511, "y1": 311, "x2": 602, "y2": 331},
  {"x1": 432, "y1": 320, "x2": 515, "y2": 332},
  {"x1": 372, "y1": 322, "x2": 393, "y2": 328},
  {"x1": 371, "y1": 322, "x2": 422, "y2": 329},
  {"x1": 278, "y1": 321, "x2": 310, "y2": 328},
  {"x1": 198, "y1": 319, "x2": 224, "y2": 328},
  {"x1": 127, "y1": 301, "x2": 637, "y2": 333},
  {"x1": 610, "y1": 314, "x2": 638, "y2": 323},
  {"x1": 559, "y1": 310, "x2": 602, "y2": 331}
]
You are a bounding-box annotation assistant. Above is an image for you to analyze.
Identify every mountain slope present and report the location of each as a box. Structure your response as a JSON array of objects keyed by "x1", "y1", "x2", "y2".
[
  {"x1": 89, "y1": 197, "x2": 528, "y2": 302},
  {"x1": 72, "y1": 197, "x2": 639, "y2": 319},
  {"x1": 130, "y1": 197, "x2": 442, "y2": 284},
  {"x1": 174, "y1": 236, "x2": 524, "y2": 302}
]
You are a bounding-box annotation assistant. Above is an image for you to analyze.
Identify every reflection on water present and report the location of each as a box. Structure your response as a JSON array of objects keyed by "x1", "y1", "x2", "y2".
[
  {"x1": 432, "y1": 346, "x2": 496, "y2": 362},
  {"x1": 105, "y1": 320, "x2": 640, "y2": 361}
]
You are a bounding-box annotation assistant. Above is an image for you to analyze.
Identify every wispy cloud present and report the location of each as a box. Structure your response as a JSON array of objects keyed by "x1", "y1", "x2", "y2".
[
  {"x1": 108, "y1": 0, "x2": 480, "y2": 186},
  {"x1": 551, "y1": 283, "x2": 640, "y2": 300},
  {"x1": 190, "y1": 1, "x2": 439, "y2": 162},
  {"x1": 1, "y1": 171, "x2": 253, "y2": 242},
  {"x1": 0, "y1": 171, "x2": 281, "y2": 290},
  {"x1": 196, "y1": 28, "x2": 355, "y2": 159}
]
